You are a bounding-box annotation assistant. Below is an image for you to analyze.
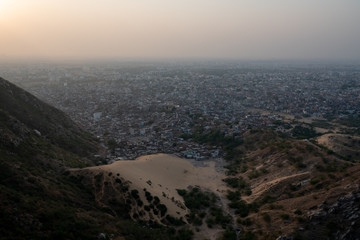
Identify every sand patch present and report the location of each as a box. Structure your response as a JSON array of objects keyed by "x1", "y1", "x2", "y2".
[{"x1": 86, "y1": 154, "x2": 227, "y2": 218}]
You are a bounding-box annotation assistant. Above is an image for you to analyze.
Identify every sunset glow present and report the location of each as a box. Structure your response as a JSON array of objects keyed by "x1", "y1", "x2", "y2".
[{"x1": 0, "y1": 0, "x2": 359, "y2": 60}]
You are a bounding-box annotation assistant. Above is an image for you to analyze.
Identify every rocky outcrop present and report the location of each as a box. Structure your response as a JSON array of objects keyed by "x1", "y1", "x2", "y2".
[
  {"x1": 327, "y1": 186, "x2": 360, "y2": 240},
  {"x1": 295, "y1": 182, "x2": 360, "y2": 240}
]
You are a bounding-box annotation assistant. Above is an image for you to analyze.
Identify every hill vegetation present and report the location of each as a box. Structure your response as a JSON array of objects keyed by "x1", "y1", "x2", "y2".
[
  {"x1": 183, "y1": 126, "x2": 360, "y2": 239},
  {"x1": 0, "y1": 78, "x2": 189, "y2": 240}
]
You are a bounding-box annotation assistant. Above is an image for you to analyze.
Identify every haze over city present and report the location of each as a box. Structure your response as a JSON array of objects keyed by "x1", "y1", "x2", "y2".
[{"x1": 1, "y1": 0, "x2": 360, "y2": 61}]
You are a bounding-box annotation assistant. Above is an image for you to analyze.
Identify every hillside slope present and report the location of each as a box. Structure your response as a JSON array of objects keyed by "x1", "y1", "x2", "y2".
[
  {"x1": 71, "y1": 128, "x2": 360, "y2": 240},
  {"x1": 0, "y1": 77, "x2": 97, "y2": 156},
  {"x1": 317, "y1": 133, "x2": 360, "y2": 161},
  {"x1": 0, "y1": 78, "x2": 182, "y2": 240},
  {"x1": 220, "y1": 129, "x2": 360, "y2": 239}
]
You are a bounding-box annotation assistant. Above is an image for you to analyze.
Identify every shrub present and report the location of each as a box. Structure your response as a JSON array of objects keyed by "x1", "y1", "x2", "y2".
[
  {"x1": 310, "y1": 178, "x2": 320, "y2": 185},
  {"x1": 240, "y1": 231, "x2": 256, "y2": 240},
  {"x1": 223, "y1": 177, "x2": 250, "y2": 192},
  {"x1": 226, "y1": 190, "x2": 241, "y2": 201},
  {"x1": 176, "y1": 189, "x2": 187, "y2": 196},
  {"x1": 241, "y1": 218, "x2": 253, "y2": 226},
  {"x1": 206, "y1": 218, "x2": 215, "y2": 228},
  {"x1": 209, "y1": 207, "x2": 231, "y2": 228},
  {"x1": 262, "y1": 212, "x2": 271, "y2": 223},
  {"x1": 248, "y1": 170, "x2": 261, "y2": 179},
  {"x1": 166, "y1": 215, "x2": 185, "y2": 226},
  {"x1": 280, "y1": 214, "x2": 290, "y2": 220},
  {"x1": 294, "y1": 209, "x2": 302, "y2": 215},
  {"x1": 157, "y1": 204, "x2": 167, "y2": 217},
  {"x1": 295, "y1": 162, "x2": 307, "y2": 169},
  {"x1": 229, "y1": 200, "x2": 249, "y2": 217},
  {"x1": 131, "y1": 189, "x2": 139, "y2": 199},
  {"x1": 221, "y1": 228, "x2": 237, "y2": 240},
  {"x1": 177, "y1": 187, "x2": 215, "y2": 211},
  {"x1": 153, "y1": 196, "x2": 160, "y2": 205},
  {"x1": 145, "y1": 191, "x2": 153, "y2": 202},
  {"x1": 136, "y1": 199, "x2": 143, "y2": 207}
]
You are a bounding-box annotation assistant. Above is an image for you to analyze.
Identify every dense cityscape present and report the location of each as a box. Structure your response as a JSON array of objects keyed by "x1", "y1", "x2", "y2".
[{"x1": 2, "y1": 62, "x2": 359, "y2": 161}]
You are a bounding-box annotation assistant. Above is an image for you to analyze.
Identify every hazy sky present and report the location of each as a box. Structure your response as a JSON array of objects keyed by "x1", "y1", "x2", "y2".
[{"x1": 1, "y1": 0, "x2": 360, "y2": 60}]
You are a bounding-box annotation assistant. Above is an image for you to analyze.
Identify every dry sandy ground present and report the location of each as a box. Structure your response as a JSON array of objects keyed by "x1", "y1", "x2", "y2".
[
  {"x1": 317, "y1": 133, "x2": 348, "y2": 147},
  {"x1": 317, "y1": 133, "x2": 360, "y2": 160},
  {"x1": 87, "y1": 154, "x2": 228, "y2": 219},
  {"x1": 316, "y1": 133, "x2": 337, "y2": 147}
]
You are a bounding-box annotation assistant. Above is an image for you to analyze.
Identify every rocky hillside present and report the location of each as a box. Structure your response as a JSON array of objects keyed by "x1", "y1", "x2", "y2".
[
  {"x1": 295, "y1": 185, "x2": 360, "y2": 239},
  {"x1": 0, "y1": 77, "x2": 97, "y2": 156},
  {"x1": 0, "y1": 78, "x2": 185, "y2": 240},
  {"x1": 75, "y1": 127, "x2": 360, "y2": 240},
  {"x1": 219, "y1": 129, "x2": 360, "y2": 239}
]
